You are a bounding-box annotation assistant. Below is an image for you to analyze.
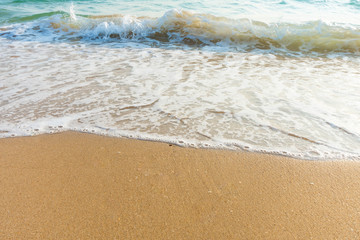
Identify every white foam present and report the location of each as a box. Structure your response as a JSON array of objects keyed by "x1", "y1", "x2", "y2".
[{"x1": 1, "y1": 39, "x2": 360, "y2": 160}]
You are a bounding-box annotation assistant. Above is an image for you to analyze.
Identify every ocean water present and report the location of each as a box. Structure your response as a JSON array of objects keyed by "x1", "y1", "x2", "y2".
[{"x1": 1, "y1": 0, "x2": 360, "y2": 160}]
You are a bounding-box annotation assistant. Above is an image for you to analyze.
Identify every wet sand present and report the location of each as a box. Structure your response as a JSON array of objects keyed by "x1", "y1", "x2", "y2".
[{"x1": 1, "y1": 131, "x2": 360, "y2": 239}]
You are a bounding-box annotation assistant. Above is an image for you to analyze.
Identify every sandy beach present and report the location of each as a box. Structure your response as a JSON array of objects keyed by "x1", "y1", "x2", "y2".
[{"x1": 1, "y1": 131, "x2": 360, "y2": 239}]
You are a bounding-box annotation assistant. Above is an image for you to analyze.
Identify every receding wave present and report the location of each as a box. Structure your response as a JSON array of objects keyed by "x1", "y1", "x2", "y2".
[{"x1": 1, "y1": 9, "x2": 360, "y2": 54}]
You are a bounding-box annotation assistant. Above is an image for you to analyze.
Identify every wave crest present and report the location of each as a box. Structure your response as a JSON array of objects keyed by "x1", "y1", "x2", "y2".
[{"x1": 2, "y1": 9, "x2": 360, "y2": 54}]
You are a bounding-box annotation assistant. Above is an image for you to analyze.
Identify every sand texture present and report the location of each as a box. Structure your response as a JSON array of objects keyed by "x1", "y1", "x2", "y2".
[{"x1": 1, "y1": 131, "x2": 360, "y2": 239}]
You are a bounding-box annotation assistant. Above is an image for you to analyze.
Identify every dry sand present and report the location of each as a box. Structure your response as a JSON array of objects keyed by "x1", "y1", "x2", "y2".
[{"x1": 1, "y1": 131, "x2": 360, "y2": 239}]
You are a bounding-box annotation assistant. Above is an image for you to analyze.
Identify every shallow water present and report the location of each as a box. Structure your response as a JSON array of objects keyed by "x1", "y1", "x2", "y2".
[{"x1": 1, "y1": 0, "x2": 360, "y2": 160}]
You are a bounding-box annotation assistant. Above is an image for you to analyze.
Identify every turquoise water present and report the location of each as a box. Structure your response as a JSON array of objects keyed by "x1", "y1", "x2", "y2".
[
  {"x1": 2, "y1": 0, "x2": 360, "y2": 23},
  {"x1": 1, "y1": 0, "x2": 360, "y2": 159}
]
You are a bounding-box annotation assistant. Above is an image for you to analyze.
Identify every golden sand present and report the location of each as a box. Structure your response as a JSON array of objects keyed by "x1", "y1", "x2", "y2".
[{"x1": 1, "y1": 131, "x2": 360, "y2": 239}]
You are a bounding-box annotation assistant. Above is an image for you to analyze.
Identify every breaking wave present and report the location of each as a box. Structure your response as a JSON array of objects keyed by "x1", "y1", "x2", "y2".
[{"x1": 1, "y1": 8, "x2": 360, "y2": 55}]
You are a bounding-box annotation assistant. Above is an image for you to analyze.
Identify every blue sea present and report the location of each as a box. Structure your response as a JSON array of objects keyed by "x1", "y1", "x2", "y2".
[{"x1": 1, "y1": 0, "x2": 360, "y2": 160}]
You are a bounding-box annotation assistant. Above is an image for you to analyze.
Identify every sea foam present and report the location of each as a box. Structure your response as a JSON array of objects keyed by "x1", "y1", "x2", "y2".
[{"x1": 1, "y1": 38, "x2": 359, "y2": 160}]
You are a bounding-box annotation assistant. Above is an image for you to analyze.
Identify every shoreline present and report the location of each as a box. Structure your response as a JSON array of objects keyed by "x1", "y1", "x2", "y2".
[
  {"x1": 1, "y1": 131, "x2": 356, "y2": 162},
  {"x1": 1, "y1": 131, "x2": 360, "y2": 239}
]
